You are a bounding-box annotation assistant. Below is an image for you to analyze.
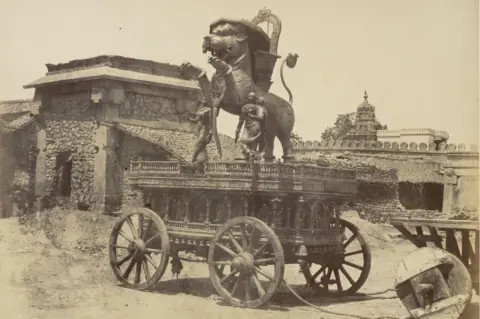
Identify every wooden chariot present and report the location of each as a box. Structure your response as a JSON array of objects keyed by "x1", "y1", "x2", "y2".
[{"x1": 108, "y1": 161, "x2": 372, "y2": 308}]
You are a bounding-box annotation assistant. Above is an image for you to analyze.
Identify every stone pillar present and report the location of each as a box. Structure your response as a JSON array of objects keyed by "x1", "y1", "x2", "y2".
[
  {"x1": 32, "y1": 96, "x2": 49, "y2": 211},
  {"x1": 442, "y1": 174, "x2": 457, "y2": 214},
  {"x1": 91, "y1": 87, "x2": 124, "y2": 214},
  {"x1": 444, "y1": 160, "x2": 479, "y2": 213}
]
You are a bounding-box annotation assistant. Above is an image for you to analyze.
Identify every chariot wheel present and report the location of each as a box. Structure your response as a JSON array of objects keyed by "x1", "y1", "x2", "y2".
[
  {"x1": 109, "y1": 207, "x2": 170, "y2": 290},
  {"x1": 305, "y1": 218, "x2": 371, "y2": 297},
  {"x1": 208, "y1": 216, "x2": 285, "y2": 308}
]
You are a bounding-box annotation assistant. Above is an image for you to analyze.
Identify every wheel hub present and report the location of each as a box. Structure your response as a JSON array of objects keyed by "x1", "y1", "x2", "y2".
[
  {"x1": 231, "y1": 252, "x2": 254, "y2": 273},
  {"x1": 129, "y1": 239, "x2": 146, "y2": 259}
]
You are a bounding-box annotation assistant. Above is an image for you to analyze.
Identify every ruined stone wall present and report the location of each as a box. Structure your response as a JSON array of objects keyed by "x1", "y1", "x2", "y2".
[
  {"x1": 453, "y1": 175, "x2": 479, "y2": 212},
  {"x1": 0, "y1": 124, "x2": 37, "y2": 217},
  {"x1": 119, "y1": 133, "x2": 170, "y2": 208},
  {"x1": 44, "y1": 93, "x2": 97, "y2": 207},
  {"x1": 356, "y1": 183, "x2": 446, "y2": 223}
]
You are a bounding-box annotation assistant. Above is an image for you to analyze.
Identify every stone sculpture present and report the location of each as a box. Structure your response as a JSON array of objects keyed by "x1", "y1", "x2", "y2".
[
  {"x1": 235, "y1": 92, "x2": 267, "y2": 161},
  {"x1": 180, "y1": 8, "x2": 298, "y2": 162}
]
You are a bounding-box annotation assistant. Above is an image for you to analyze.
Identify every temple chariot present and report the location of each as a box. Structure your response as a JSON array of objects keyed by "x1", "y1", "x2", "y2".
[{"x1": 108, "y1": 8, "x2": 372, "y2": 308}]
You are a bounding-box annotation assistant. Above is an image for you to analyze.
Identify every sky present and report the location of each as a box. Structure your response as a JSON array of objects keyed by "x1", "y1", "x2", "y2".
[{"x1": 0, "y1": 0, "x2": 478, "y2": 148}]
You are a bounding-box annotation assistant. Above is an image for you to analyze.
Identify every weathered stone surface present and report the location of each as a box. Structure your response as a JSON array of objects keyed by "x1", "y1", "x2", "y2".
[{"x1": 43, "y1": 93, "x2": 96, "y2": 206}]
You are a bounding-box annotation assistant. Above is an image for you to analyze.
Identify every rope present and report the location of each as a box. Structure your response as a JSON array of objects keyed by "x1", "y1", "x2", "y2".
[
  {"x1": 281, "y1": 280, "x2": 411, "y2": 319},
  {"x1": 175, "y1": 256, "x2": 410, "y2": 318}
]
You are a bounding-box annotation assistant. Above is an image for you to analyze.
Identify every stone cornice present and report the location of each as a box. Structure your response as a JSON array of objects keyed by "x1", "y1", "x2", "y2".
[{"x1": 24, "y1": 66, "x2": 201, "y2": 93}]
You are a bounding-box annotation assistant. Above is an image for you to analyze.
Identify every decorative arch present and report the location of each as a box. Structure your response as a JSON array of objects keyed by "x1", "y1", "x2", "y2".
[{"x1": 251, "y1": 7, "x2": 282, "y2": 55}]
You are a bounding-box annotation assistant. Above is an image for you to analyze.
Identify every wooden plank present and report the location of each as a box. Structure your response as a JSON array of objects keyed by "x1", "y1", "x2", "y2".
[
  {"x1": 461, "y1": 230, "x2": 470, "y2": 266},
  {"x1": 390, "y1": 217, "x2": 479, "y2": 231},
  {"x1": 418, "y1": 235, "x2": 444, "y2": 243},
  {"x1": 476, "y1": 231, "x2": 479, "y2": 261},
  {"x1": 427, "y1": 227, "x2": 443, "y2": 248},
  {"x1": 393, "y1": 225, "x2": 426, "y2": 248},
  {"x1": 416, "y1": 226, "x2": 424, "y2": 237},
  {"x1": 445, "y1": 229, "x2": 461, "y2": 259},
  {"x1": 409, "y1": 295, "x2": 464, "y2": 318}
]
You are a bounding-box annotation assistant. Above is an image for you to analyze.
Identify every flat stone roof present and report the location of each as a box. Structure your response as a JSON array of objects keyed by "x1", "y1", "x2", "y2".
[{"x1": 24, "y1": 55, "x2": 201, "y2": 92}]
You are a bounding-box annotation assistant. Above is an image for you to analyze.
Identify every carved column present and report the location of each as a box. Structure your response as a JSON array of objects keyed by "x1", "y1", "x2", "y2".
[
  {"x1": 91, "y1": 87, "x2": 124, "y2": 214},
  {"x1": 205, "y1": 197, "x2": 211, "y2": 225},
  {"x1": 183, "y1": 198, "x2": 190, "y2": 224},
  {"x1": 243, "y1": 194, "x2": 249, "y2": 217},
  {"x1": 294, "y1": 196, "x2": 305, "y2": 233},
  {"x1": 270, "y1": 196, "x2": 282, "y2": 230}
]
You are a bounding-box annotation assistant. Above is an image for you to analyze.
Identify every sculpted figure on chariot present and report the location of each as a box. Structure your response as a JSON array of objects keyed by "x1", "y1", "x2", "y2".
[
  {"x1": 189, "y1": 98, "x2": 213, "y2": 171},
  {"x1": 235, "y1": 92, "x2": 268, "y2": 161},
  {"x1": 180, "y1": 7, "x2": 298, "y2": 162}
]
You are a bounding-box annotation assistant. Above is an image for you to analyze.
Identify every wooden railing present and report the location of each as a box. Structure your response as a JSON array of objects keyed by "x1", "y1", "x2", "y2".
[{"x1": 129, "y1": 161, "x2": 356, "y2": 181}]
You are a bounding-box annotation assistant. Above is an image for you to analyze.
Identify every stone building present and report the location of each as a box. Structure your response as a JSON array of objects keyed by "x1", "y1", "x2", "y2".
[
  {"x1": 377, "y1": 128, "x2": 449, "y2": 146},
  {"x1": 293, "y1": 137, "x2": 479, "y2": 217},
  {"x1": 0, "y1": 99, "x2": 40, "y2": 217},
  {"x1": 0, "y1": 55, "x2": 241, "y2": 217}
]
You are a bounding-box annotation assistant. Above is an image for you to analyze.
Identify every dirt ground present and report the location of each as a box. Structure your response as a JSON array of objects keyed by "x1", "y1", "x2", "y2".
[{"x1": 0, "y1": 212, "x2": 478, "y2": 319}]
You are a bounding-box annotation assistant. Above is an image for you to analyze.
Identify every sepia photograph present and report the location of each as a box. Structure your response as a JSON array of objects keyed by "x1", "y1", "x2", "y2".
[{"x1": 0, "y1": 0, "x2": 479, "y2": 318}]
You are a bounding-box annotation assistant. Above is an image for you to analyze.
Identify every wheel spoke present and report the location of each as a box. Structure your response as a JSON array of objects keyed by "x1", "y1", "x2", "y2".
[
  {"x1": 145, "y1": 254, "x2": 158, "y2": 269},
  {"x1": 230, "y1": 273, "x2": 242, "y2": 296},
  {"x1": 220, "y1": 270, "x2": 238, "y2": 284},
  {"x1": 253, "y1": 258, "x2": 276, "y2": 266},
  {"x1": 339, "y1": 265, "x2": 355, "y2": 286},
  {"x1": 116, "y1": 253, "x2": 133, "y2": 267},
  {"x1": 216, "y1": 243, "x2": 237, "y2": 257},
  {"x1": 326, "y1": 268, "x2": 333, "y2": 282},
  {"x1": 344, "y1": 249, "x2": 363, "y2": 257},
  {"x1": 245, "y1": 277, "x2": 252, "y2": 301},
  {"x1": 125, "y1": 216, "x2": 138, "y2": 239},
  {"x1": 334, "y1": 268, "x2": 343, "y2": 291},
  {"x1": 248, "y1": 227, "x2": 259, "y2": 252},
  {"x1": 118, "y1": 230, "x2": 134, "y2": 243},
  {"x1": 138, "y1": 215, "x2": 144, "y2": 239},
  {"x1": 323, "y1": 268, "x2": 332, "y2": 291},
  {"x1": 145, "y1": 248, "x2": 162, "y2": 254},
  {"x1": 252, "y1": 242, "x2": 268, "y2": 258},
  {"x1": 254, "y1": 266, "x2": 274, "y2": 282},
  {"x1": 251, "y1": 272, "x2": 266, "y2": 297},
  {"x1": 143, "y1": 259, "x2": 151, "y2": 281},
  {"x1": 123, "y1": 259, "x2": 136, "y2": 279},
  {"x1": 343, "y1": 233, "x2": 357, "y2": 249},
  {"x1": 311, "y1": 265, "x2": 325, "y2": 281},
  {"x1": 343, "y1": 260, "x2": 363, "y2": 271},
  {"x1": 239, "y1": 223, "x2": 248, "y2": 250},
  {"x1": 226, "y1": 230, "x2": 243, "y2": 253},
  {"x1": 134, "y1": 260, "x2": 142, "y2": 284},
  {"x1": 144, "y1": 234, "x2": 160, "y2": 246},
  {"x1": 142, "y1": 219, "x2": 153, "y2": 241}
]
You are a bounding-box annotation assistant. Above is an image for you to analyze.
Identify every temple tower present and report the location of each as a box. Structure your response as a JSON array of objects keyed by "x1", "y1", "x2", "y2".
[{"x1": 348, "y1": 90, "x2": 378, "y2": 141}]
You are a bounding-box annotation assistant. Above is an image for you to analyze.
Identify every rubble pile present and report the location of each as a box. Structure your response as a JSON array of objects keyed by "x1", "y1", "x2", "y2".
[
  {"x1": 296, "y1": 153, "x2": 407, "y2": 223},
  {"x1": 296, "y1": 152, "x2": 398, "y2": 185}
]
